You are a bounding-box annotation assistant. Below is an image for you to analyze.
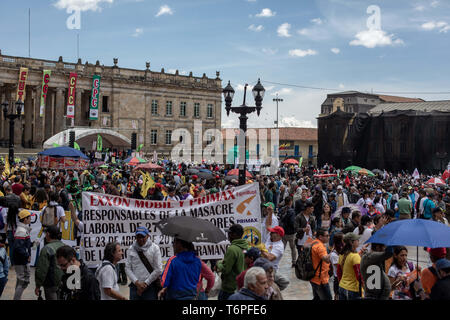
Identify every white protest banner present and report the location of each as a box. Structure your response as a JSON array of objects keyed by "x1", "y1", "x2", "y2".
[
  {"x1": 1, "y1": 207, "x2": 77, "y2": 266},
  {"x1": 81, "y1": 183, "x2": 262, "y2": 266}
]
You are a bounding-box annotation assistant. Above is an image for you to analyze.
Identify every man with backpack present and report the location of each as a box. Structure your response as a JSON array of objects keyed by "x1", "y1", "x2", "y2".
[
  {"x1": 56, "y1": 245, "x2": 101, "y2": 300},
  {"x1": 40, "y1": 191, "x2": 66, "y2": 232},
  {"x1": 308, "y1": 228, "x2": 332, "y2": 300},
  {"x1": 279, "y1": 196, "x2": 297, "y2": 267},
  {"x1": 34, "y1": 226, "x2": 65, "y2": 300}
]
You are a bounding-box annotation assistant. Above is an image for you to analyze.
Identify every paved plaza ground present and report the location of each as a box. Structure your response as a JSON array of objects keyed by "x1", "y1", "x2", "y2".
[{"x1": 0, "y1": 244, "x2": 431, "y2": 300}]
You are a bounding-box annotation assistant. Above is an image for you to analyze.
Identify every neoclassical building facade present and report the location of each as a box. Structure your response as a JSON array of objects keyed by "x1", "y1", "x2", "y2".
[{"x1": 0, "y1": 51, "x2": 222, "y2": 157}]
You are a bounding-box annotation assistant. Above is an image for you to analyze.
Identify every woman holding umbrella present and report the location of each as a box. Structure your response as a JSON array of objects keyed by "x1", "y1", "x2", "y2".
[{"x1": 387, "y1": 246, "x2": 421, "y2": 300}]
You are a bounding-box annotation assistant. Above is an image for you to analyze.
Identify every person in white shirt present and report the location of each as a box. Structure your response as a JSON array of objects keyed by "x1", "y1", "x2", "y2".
[
  {"x1": 261, "y1": 202, "x2": 279, "y2": 244},
  {"x1": 95, "y1": 242, "x2": 128, "y2": 300},
  {"x1": 163, "y1": 186, "x2": 180, "y2": 201},
  {"x1": 125, "y1": 227, "x2": 162, "y2": 300},
  {"x1": 262, "y1": 226, "x2": 285, "y2": 272},
  {"x1": 353, "y1": 215, "x2": 373, "y2": 252},
  {"x1": 40, "y1": 191, "x2": 66, "y2": 231}
]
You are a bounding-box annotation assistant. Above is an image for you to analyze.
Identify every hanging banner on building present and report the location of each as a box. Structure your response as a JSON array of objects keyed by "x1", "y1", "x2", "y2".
[
  {"x1": 39, "y1": 70, "x2": 51, "y2": 118},
  {"x1": 89, "y1": 75, "x2": 101, "y2": 120},
  {"x1": 16, "y1": 67, "x2": 29, "y2": 115},
  {"x1": 66, "y1": 72, "x2": 78, "y2": 119},
  {"x1": 81, "y1": 183, "x2": 262, "y2": 266}
]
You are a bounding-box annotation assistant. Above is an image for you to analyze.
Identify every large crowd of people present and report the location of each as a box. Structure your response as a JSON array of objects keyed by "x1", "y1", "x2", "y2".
[{"x1": 0, "y1": 157, "x2": 449, "y2": 300}]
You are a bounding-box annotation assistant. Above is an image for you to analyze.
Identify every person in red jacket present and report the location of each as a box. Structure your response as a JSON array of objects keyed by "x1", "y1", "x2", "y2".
[
  {"x1": 236, "y1": 247, "x2": 261, "y2": 290},
  {"x1": 196, "y1": 260, "x2": 215, "y2": 300}
]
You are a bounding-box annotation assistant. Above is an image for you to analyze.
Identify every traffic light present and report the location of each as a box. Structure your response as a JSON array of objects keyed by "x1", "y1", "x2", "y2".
[
  {"x1": 131, "y1": 132, "x2": 137, "y2": 150},
  {"x1": 69, "y1": 131, "x2": 75, "y2": 148}
]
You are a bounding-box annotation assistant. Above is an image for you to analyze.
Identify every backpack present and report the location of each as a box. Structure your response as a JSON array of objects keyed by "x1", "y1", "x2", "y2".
[
  {"x1": 41, "y1": 206, "x2": 58, "y2": 228},
  {"x1": 295, "y1": 240, "x2": 323, "y2": 281}
]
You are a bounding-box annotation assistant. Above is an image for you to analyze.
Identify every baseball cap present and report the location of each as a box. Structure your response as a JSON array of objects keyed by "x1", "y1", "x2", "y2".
[
  {"x1": 244, "y1": 247, "x2": 261, "y2": 260},
  {"x1": 263, "y1": 202, "x2": 275, "y2": 209},
  {"x1": 427, "y1": 247, "x2": 447, "y2": 259},
  {"x1": 344, "y1": 233, "x2": 361, "y2": 242},
  {"x1": 192, "y1": 175, "x2": 198, "y2": 180},
  {"x1": 435, "y1": 259, "x2": 450, "y2": 271},
  {"x1": 337, "y1": 185, "x2": 343, "y2": 190},
  {"x1": 18, "y1": 209, "x2": 31, "y2": 220},
  {"x1": 135, "y1": 226, "x2": 149, "y2": 237},
  {"x1": 268, "y1": 226, "x2": 285, "y2": 237},
  {"x1": 253, "y1": 257, "x2": 274, "y2": 272}
]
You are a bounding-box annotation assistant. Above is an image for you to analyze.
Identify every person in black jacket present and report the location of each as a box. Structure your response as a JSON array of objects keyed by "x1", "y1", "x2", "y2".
[
  {"x1": 56, "y1": 245, "x2": 100, "y2": 300},
  {"x1": 294, "y1": 201, "x2": 317, "y2": 255},
  {"x1": 430, "y1": 259, "x2": 450, "y2": 300},
  {"x1": 279, "y1": 196, "x2": 297, "y2": 267}
]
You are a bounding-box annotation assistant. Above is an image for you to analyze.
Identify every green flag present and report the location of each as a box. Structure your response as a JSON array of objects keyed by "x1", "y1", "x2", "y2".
[
  {"x1": 74, "y1": 142, "x2": 80, "y2": 150},
  {"x1": 53, "y1": 143, "x2": 60, "y2": 147},
  {"x1": 299, "y1": 156, "x2": 303, "y2": 168},
  {"x1": 97, "y1": 134, "x2": 102, "y2": 151},
  {"x1": 137, "y1": 144, "x2": 143, "y2": 152}
]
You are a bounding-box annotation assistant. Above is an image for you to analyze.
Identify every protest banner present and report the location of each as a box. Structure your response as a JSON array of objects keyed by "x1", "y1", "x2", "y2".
[
  {"x1": 89, "y1": 75, "x2": 101, "y2": 120},
  {"x1": 16, "y1": 67, "x2": 29, "y2": 115},
  {"x1": 81, "y1": 183, "x2": 262, "y2": 266},
  {"x1": 39, "y1": 70, "x2": 51, "y2": 117},
  {"x1": 1, "y1": 207, "x2": 76, "y2": 266},
  {"x1": 66, "y1": 72, "x2": 77, "y2": 119}
]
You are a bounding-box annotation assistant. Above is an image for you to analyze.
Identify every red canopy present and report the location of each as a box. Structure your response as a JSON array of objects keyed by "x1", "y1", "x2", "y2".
[
  {"x1": 283, "y1": 159, "x2": 299, "y2": 165},
  {"x1": 227, "y1": 168, "x2": 252, "y2": 178},
  {"x1": 133, "y1": 162, "x2": 164, "y2": 171},
  {"x1": 426, "y1": 177, "x2": 446, "y2": 186},
  {"x1": 443, "y1": 170, "x2": 450, "y2": 181}
]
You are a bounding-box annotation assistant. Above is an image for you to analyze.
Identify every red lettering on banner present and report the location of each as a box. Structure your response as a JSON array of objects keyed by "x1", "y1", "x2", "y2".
[
  {"x1": 44, "y1": 74, "x2": 50, "y2": 83},
  {"x1": 91, "y1": 99, "x2": 97, "y2": 107},
  {"x1": 20, "y1": 71, "x2": 27, "y2": 81},
  {"x1": 93, "y1": 88, "x2": 98, "y2": 96}
]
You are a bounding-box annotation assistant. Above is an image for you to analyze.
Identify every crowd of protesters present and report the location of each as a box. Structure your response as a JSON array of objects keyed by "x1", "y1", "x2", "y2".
[{"x1": 0, "y1": 157, "x2": 449, "y2": 300}]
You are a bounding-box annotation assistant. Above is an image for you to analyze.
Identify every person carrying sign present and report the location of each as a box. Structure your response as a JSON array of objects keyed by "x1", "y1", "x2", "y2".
[{"x1": 125, "y1": 226, "x2": 162, "y2": 300}]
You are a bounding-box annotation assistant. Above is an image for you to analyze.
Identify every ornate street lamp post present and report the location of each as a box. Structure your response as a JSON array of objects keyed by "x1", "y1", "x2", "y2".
[
  {"x1": 223, "y1": 79, "x2": 265, "y2": 185},
  {"x1": 1, "y1": 100, "x2": 23, "y2": 165}
]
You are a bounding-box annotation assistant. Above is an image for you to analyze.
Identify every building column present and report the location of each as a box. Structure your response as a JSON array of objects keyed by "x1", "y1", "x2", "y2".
[
  {"x1": 23, "y1": 86, "x2": 33, "y2": 147},
  {"x1": 73, "y1": 89, "x2": 82, "y2": 127},
  {"x1": 44, "y1": 88, "x2": 53, "y2": 140},
  {"x1": 0, "y1": 85, "x2": 5, "y2": 140},
  {"x1": 54, "y1": 88, "x2": 65, "y2": 134},
  {"x1": 33, "y1": 85, "x2": 44, "y2": 147}
]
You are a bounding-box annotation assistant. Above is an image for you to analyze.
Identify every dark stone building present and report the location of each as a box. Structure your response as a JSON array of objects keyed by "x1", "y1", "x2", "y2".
[{"x1": 318, "y1": 99, "x2": 450, "y2": 173}]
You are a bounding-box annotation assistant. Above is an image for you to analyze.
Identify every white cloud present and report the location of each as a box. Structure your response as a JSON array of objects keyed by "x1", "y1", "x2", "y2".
[
  {"x1": 288, "y1": 49, "x2": 317, "y2": 57},
  {"x1": 262, "y1": 48, "x2": 278, "y2": 55},
  {"x1": 248, "y1": 24, "x2": 264, "y2": 32},
  {"x1": 421, "y1": 21, "x2": 450, "y2": 33},
  {"x1": 297, "y1": 28, "x2": 309, "y2": 36},
  {"x1": 431, "y1": 0, "x2": 439, "y2": 8},
  {"x1": 350, "y1": 29, "x2": 404, "y2": 48},
  {"x1": 280, "y1": 117, "x2": 315, "y2": 128},
  {"x1": 132, "y1": 27, "x2": 143, "y2": 37},
  {"x1": 331, "y1": 48, "x2": 340, "y2": 54},
  {"x1": 255, "y1": 8, "x2": 276, "y2": 17},
  {"x1": 277, "y1": 23, "x2": 291, "y2": 37},
  {"x1": 54, "y1": 0, "x2": 113, "y2": 11},
  {"x1": 413, "y1": 5, "x2": 425, "y2": 11},
  {"x1": 311, "y1": 18, "x2": 323, "y2": 25},
  {"x1": 156, "y1": 5, "x2": 173, "y2": 17},
  {"x1": 271, "y1": 88, "x2": 293, "y2": 96}
]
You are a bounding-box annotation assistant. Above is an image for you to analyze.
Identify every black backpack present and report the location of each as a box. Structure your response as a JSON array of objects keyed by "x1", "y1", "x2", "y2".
[{"x1": 295, "y1": 240, "x2": 323, "y2": 281}]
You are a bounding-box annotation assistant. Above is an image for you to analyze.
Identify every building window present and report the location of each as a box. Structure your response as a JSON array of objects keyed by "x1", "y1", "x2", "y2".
[
  {"x1": 151, "y1": 100, "x2": 158, "y2": 115},
  {"x1": 207, "y1": 104, "x2": 213, "y2": 118},
  {"x1": 194, "y1": 103, "x2": 200, "y2": 118},
  {"x1": 180, "y1": 102, "x2": 186, "y2": 117},
  {"x1": 308, "y1": 145, "x2": 313, "y2": 158},
  {"x1": 165, "y1": 130, "x2": 172, "y2": 145},
  {"x1": 400, "y1": 142, "x2": 407, "y2": 154},
  {"x1": 102, "y1": 96, "x2": 109, "y2": 113},
  {"x1": 166, "y1": 101, "x2": 172, "y2": 116},
  {"x1": 150, "y1": 130, "x2": 157, "y2": 145}
]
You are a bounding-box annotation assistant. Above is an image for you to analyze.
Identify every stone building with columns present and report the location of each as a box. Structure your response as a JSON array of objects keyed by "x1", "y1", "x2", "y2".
[{"x1": 0, "y1": 51, "x2": 222, "y2": 157}]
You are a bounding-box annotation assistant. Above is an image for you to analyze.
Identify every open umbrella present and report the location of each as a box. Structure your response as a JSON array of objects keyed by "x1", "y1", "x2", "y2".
[
  {"x1": 358, "y1": 168, "x2": 375, "y2": 177},
  {"x1": 133, "y1": 162, "x2": 164, "y2": 171},
  {"x1": 197, "y1": 171, "x2": 215, "y2": 180},
  {"x1": 366, "y1": 219, "x2": 450, "y2": 272},
  {"x1": 344, "y1": 165, "x2": 363, "y2": 171},
  {"x1": 124, "y1": 156, "x2": 147, "y2": 166},
  {"x1": 443, "y1": 169, "x2": 450, "y2": 181},
  {"x1": 426, "y1": 177, "x2": 446, "y2": 186},
  {"x1": 92, "y1": 161, "x2": 105, "y2": 167},
  {"x1": 156, "y1": 216, "x2": 227, "y2": 243},
  {"x1": 283, "y1": 159, "x2": 299, "y2": 165},
  {"x1": 187, "y1": 168, "x2": 199, "y2": 175},
  {"x1": 227, "y1": 168, "x2": 252, "y2": 178},
  {"x1": 372, "y1": 169, "x2": 384, "y2": 175}
]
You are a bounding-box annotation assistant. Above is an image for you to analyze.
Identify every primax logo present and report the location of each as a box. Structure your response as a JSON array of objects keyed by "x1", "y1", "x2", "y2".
[{"x1": 236, "y1": 195, "x2": 256, "y2": 216}]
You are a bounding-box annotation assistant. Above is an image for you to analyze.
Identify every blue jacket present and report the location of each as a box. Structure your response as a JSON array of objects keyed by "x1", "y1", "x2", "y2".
[
  {"x1": 161, "y1": 251, "x2": 201, "y2": 300},
  {"x1": 228, "y1": 288, "x2": 267, "y2": 300},
  {"x1": 12, "y1": 222, "x2": 32, "y2": 266},
  {"x1": 0, "y1": 246, "x2": 9, "y2": 278}
]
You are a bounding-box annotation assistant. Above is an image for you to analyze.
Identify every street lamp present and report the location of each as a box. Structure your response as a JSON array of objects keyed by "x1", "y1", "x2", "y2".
[
  {"x1": 223, "y1": 79, "x2": 265, "y2": 185},
  {"x1": 1, "y1": 100, "x2": 23, "y2": 165}
]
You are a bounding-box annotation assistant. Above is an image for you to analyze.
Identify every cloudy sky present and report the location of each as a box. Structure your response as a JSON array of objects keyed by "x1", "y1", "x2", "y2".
[{"x1": 1, "y1": 0, "x2": 450, "y2": 129}]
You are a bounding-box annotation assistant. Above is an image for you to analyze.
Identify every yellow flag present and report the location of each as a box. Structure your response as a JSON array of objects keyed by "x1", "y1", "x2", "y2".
[
  {"x1": 2, "y1": 157, "x2": 10, "y2": 179},
  {"x1": 140, "y1": 171, "x2": 155, "y2": 198}
]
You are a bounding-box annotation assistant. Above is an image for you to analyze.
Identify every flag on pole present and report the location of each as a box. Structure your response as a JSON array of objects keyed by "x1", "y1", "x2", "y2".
[
  {"x1": 2, "y1": 156, "x2": 10, "y2": 179},
  {"x1": 73, "y1": 142, "x2": 80, "y2": 150},
  {"x1": 140, "y1": 171, "x2": 155, "y2": 198},
  {"x1": 97, "y1": 134, "x2": 102, "y2": 152},
  {"x1": 137, "y1": 144, "x2": 143, "y2": 152},
  {"x1": 345, "y1": 175, "x2": 350, "y2": 187},
  {"x1": 298, "y1": 157, "x2": 303, "y2": 168},
  {"x1": 412, "y1": 168, "x2": 420, "y2": 180}
]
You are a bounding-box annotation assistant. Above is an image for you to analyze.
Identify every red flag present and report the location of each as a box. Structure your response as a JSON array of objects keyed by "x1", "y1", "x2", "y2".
[{"x1": 345, "y1": 175, "x2": 350, "y2": 187}]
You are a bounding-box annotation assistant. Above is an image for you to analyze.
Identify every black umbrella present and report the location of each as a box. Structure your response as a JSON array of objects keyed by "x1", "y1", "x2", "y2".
[
  {"x1": 187, "y1": 168, "x2": 199, "y2": 175},
  {"x1": 225, "y1": 175, "x2": 239, "y2": 182},
  {"x1": 156, "y1": 216, "x2": 227, "y2": 243},
  {"x1": 197, "y1": 171, "x2": 215, "y2": 180}
]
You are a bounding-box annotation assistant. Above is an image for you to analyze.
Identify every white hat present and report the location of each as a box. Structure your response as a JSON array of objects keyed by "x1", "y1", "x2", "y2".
[{"x1": 337, "y1": 185, "x2": 343, "y2": 190}]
